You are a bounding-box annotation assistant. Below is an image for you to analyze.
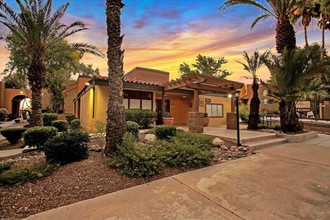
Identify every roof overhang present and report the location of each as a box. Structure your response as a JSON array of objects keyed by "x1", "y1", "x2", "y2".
[{"x1": 164, "y1": 74, "x2": 244, "y2": 93}]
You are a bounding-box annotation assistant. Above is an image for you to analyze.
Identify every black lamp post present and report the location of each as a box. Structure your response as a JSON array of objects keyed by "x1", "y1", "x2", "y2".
[{"x1": 235, "y1": 91, "x2": 241, "y2": 146}]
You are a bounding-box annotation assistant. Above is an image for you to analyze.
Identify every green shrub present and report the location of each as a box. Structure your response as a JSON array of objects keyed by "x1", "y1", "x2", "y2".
[
  {"x1": 44, "y1": 130, "x2": 90, "y2": 164},
  {"x1": 126, "y1": 121, "x2": 139, "y2": 138},
  {"x1": 65, "y1": 114, "x2": 76, "y2": 124},
  {"x1": 155, "y1": 125, "x2": 177, "y2": 140},
  {"x1": 23, "y1": 126, "x2": 58, "y2": 149},
  {"x1": 43, "y1": 113, "x2": 58, "y2": 126},
  {"x1": 51, "y1": 120, "x2": 69, "y2": 132},
  {"x1": 239, "y1": 104, "x2": 249, "y2": 122},
  {"x1": 108, "y1": 134, "x2": 164, "y2": 177},
  {"x1": 159, "y1": 140, "x2": 213, "y2": 167},
  {"x1": 0, "y1": 127, "x2": 27, "y2": 144},
  {"x1": 70, "y1": 119, "x2": 81, "y2": 130},
  {"x1": 0, "y1": 108, "x2": 9, "y2": 121},
  {"x1": 0, "y1": 162, "x2": 13, "y2": 174},
  {"x1": 174, "y1": 132, "x2": 213, "y2": 150},
  {"x1": 125, "y1": 109, "x2": 157, "y2": 128},
  {"x1": 0, "y1": 162, "x2": 55, "y2": 185}
]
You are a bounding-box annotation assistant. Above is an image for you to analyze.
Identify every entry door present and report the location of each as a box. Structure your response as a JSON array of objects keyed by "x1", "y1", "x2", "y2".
[{"x1": 156, "y1": 99, "x2": 170, "y2": 125}]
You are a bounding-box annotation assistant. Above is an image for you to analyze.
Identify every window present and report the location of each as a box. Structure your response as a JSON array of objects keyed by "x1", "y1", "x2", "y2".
[
  {"x1": 123, "y1": 90, "x2": 153, "y2": 110},
  {"x1": 206, "y1": 104, "x2": 223, "y2": 117}
]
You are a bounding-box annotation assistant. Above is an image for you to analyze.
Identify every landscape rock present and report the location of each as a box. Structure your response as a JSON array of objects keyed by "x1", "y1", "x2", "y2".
[
  {"x1": 22, "y1": 145, "x2": 38, "y2": 153},
  {"x1": 229, "y1": 145, "x2": 237, "y2": 151},
  {"x1": 212, "y1": 138, "x2": 224, "y2": 147},
  {"x1": 221, "y1": 145, "x2": 228, "y2": 151},
  {"x1": 144, "y1": 134, "x2": 156, "y2": 143}
]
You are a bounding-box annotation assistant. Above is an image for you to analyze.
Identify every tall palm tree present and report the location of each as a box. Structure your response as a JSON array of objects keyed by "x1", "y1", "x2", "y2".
[
  {"x1": 0, "y1": 0, "x2": 101, "y2": 126},
  {"x1": 291, "y1": 0, "x2": 317, "y2": 46},
  {"x1": 237, "y1": 50, "x2": 270, "y2": 130},
  {"x1": 320, "y1": 0, "x2": 330, "y2": 58},
  {"x1": 261, "y1": 45, "x2": 330, "y2": 132},
  {"x1": 105, "y1": 0, "x2": 126, "y2": 155},
  {"x1": 220, "y1": 0, "x2": 297, "y2": 53}
]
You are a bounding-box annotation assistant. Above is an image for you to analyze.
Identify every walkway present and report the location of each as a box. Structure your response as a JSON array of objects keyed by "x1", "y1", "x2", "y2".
[{"x1": 26, "y1": 134, "x2": 330, "y2": 220}]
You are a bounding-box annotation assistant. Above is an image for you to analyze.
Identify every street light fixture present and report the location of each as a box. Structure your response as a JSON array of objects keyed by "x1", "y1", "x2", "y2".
[{"x1": 235, "y1": 90, "x2": 241, "y2": 146}]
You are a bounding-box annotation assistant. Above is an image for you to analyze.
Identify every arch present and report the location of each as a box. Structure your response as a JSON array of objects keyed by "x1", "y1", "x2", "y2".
[{"x1": 11, "y1": 95, "x2": 30, "y2": 118}]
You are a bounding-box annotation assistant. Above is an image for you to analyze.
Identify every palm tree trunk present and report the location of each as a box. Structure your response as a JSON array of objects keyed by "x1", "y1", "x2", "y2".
[
  {"x1": 321, "y1": 19, "x2": 325, "y2": 59},
  {"x1": 279, "y1": 100, "x2": 287, "y2": 133},
  {"x1": 286, "y1": 100, "x2": 301, "y2": 132},
  {"x1": 304, "y1": 25, "x2": 309, "y2": 47},
  {"x1": 105, "y1": 0, "x2": 126, "y2": 156},
  {"x1": 248, "y1": 78, "x2": 260, "y2": 130},
  {"x1": 275, "y1": 16, "x2": 296, "y2": 53},
  {"x1": 28, "y1": 61, "x2": 46, "y2": 127}
]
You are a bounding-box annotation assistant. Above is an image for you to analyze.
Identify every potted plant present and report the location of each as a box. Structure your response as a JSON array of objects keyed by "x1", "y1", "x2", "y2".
[
  {"x1": 203, "y1": 113, "x2": 210, "y2": 127},
  {"x1": 162, "y1": 112, "x2": 174, "y2": 125}
]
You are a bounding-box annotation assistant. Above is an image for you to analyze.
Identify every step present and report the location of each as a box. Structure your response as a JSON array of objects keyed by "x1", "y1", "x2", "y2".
[
  {"x1": 243, "y1": 138, "x2": 287, "y2": 152},
  {"x1": 219, "y1": 133, "x2": 277, "y2": 144}
]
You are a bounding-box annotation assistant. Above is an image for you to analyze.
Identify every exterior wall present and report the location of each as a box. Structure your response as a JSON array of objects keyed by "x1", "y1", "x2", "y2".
[
  {"x1": 199, "y1": 95, "x2": 232, "y2": 126},
  {"x1": 125, "y1": 67, "x2": 169, "y2": 84},
  {"x1": 94, "y1": 85, "x2": 108, "y2": 125},
  {"x1": 0, "y1": 81, "x2": 5, "y2": 107},
  {"x1": 79, "y1": 88, "x2": 94, "y2": 132},
  {"x1": 63, "y1": 88, "x2": 77, "y2": 114},
  {"x1": 41, "y1": 89, "x2": 50, "y2": 109},
  {"x1": 2, "y1": 88, "x2": 32, "y2": 113},
  {"x1": 168, "y1": 93, "x2": 192, "y2": 125}
]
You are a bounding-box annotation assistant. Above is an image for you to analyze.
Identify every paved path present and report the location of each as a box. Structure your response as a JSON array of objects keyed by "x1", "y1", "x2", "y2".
[
  {"x1": 0, "y1": 149, "x2": 23, "y2": 158},
  {"x1": 26, "y1": 135, "x2": 330, "y2": 220}
]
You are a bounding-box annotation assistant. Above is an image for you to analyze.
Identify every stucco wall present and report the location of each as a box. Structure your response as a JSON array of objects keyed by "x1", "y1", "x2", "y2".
[
  {"x1": 80, "y1": 88, "x2": 94, "y2": 132},
  {"x1": 199, "y1": 95, "x2": 233, "y2": 126},
  {"x1": 63, "y1": 88, "x2": 76, "y2": 114}
]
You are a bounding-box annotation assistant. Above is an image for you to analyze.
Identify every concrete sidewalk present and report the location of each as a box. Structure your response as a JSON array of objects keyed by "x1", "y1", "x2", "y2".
[{"x1": 26, "y1": 135, "x2": 330, "y2": 220}]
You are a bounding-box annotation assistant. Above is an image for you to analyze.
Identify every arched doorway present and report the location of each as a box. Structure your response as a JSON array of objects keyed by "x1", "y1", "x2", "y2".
[{"x1": 11, "y1": 95, "x2": 31, "y2": 118}]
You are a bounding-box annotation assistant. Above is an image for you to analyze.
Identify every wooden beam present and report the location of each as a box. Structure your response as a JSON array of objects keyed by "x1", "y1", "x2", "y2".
[{"x1": 187, "y1": 84, "x2": 234, "y2": 93}]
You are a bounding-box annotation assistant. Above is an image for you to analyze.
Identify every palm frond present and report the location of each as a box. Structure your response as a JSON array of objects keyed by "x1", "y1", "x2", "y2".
[
  {"x1": 251, "y1": 14, "x2": 270, "y2": 29},
  {"x1": 69, "y1": 43, "x2": 104, "y2": 58}
]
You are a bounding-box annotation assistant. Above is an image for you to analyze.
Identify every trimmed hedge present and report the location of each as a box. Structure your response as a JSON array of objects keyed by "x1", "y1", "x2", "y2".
[
  {"x1": 126, "y1": 121, "x2": 139, "y2": 138},
  {"x1": 44, "y1": 130, "x2": 90, "y2": 164},
  {"x1": 43, "y1": 113, "x2": 58, "y2": 126},
  {"x1": 125, "y1": 109, "x2": 157, "y2": 128},
  {"x1": 65, "y1": 114, "x2": 76, "y2": 124},
  {"x1": 51, "y1": 120, "x2": 69, "y2": 132},
  {"x1": 0, "y1": 127, "x2": 27, "y2": 144},
  {"x1": 155, "y1": 125, "x2": 177, "y2": 140},
  {"x1": 70, "y1": 119, "x2": 81, "y2": 130},
  {"x1": 23, "y1": 126, "x2": 58, "y2": 149}
]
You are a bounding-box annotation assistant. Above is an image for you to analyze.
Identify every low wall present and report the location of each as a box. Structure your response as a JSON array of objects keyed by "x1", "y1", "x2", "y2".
[{"x1": 277, "y1": 131, "x2": 318, "y2": 143}]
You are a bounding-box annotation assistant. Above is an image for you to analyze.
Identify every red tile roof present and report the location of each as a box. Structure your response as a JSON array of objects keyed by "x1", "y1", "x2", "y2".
[{"x1": 92, "y1": 75, "x2": 163, "y2": 86}]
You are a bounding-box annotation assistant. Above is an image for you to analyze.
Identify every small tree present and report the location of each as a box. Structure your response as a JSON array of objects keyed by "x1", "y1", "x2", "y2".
[
  {"x1": 237, "y1": 50, "x2": 270, "y2": 130},
  {"x1": 178, "y1": 54, "x2": 232, "y2": 79}
]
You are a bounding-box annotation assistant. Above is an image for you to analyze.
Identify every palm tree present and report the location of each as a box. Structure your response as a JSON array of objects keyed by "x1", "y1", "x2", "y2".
[
  {"x1": 220, "y1": 0, "x2": 297, "y2": 53},
  {"x1": 291, "y1": 0, "x2": 317, "y2": 46},
  {"x1": 261, "y1": 45, "x2": 330, "y2": 132},
  {"x1": 0, "y1": 0, "x2": 101, "y2": 126},
  {"x1": 237, "y1": 50, "x2": 270, "y2": 130},
  {"x1": 320, "y1": 0, "x2": 330, "y2": 58},
  {"x1": 105, "y1": 0, "x2": 126, "y2": 155}
]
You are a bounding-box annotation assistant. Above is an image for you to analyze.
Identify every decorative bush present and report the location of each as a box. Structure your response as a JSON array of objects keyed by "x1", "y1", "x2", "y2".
[
  {"x1": 44, "y1": 130, "x2": 90, "y2": 164},
  {"x1": 43, "y1": 113, "x2": 58, "y2": 126},
  {"x1": 70, "y1": 119, "x2": 81, "y2": 130},
  {"x1": 125, "y1": 109, "x2": 157, "y2": 128},
  {"x1": 155, "y1": 125, "x2": 177, "y2": 140},
  {"x1": 239, "y1": 104, "x2": 249, "y2": 122},
  {"x1": 0, "y1": 162, "x2": 13, "y2": 174},
  {"x1": 0, "y1": 128, "x2": 27, "y2": 144},
  {"x1": 23, "y1": 126, "x2": 58, "y2": 149},
  {"x1": 0, "y1": 162, "x2": 55, "y2": 185},
  {"x1": 0, "y1": 108, "x2": 9, "y2": 121},
  {"x1": 126, "y1": 121, "x2": 139, "y2": 138},
  {"x1": 51, "y1": 120, "x2": 68, "y2": 132},
  {"x1": 65, "y1": 114, "x2": 76, "y2": 124},
  {"x1": 109, "y1": 134, "x2": 164, "y2": 177},
  {"x1": 174, "y1": 132, "x2": 213, "y2": 150}
]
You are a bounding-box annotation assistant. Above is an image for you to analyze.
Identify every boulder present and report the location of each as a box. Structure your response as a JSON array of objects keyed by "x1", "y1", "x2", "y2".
[
  {"x1": 221, "y1": 145, "x2": 228, "y2": 151},
  {"x1": 144, "y1": 134, "x2": 156, "y2": 143},
  {"x1": 22, "y1": 145, "x2": 38, "y2": 153},
  {"x1": 229, "y1": 145, "x2": 237, "y2": 151},
  {"x1": 212, "y1": 138, "x2": 224, "y2": 147}
]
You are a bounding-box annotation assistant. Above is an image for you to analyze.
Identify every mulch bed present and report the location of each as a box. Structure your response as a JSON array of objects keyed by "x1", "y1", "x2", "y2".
[{"x1": 0, "y1": 142, "x2": 251, "y2": 219}]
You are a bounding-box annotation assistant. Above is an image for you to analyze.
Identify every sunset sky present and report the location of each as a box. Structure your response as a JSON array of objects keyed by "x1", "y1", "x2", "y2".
[{"x1": 0, "y1": 0, "x2": 329, "y2": 83}]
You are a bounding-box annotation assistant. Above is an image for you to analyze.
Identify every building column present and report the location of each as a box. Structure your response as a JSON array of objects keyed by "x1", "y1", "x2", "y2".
[
  {"x1": 193, "y1": 89, "x2": 199, "y2": 112},
  {"x1": 161, "y1": 89, "x2": 165, "y2": 118}
]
